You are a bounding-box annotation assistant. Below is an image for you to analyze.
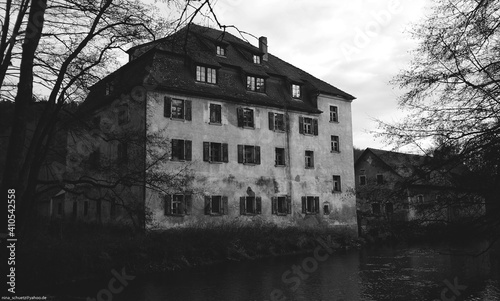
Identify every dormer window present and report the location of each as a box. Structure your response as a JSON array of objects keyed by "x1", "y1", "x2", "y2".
[
  {"x1": 253, "y1": 54, "x2": 261, "y2": 64},
  {"x1": 247, "y1": 76, "x2": 265, "y2": 92},
  {"x1": 216, "y1": 45, "x2": 226, "y2": 56},
  {"x1": 292, "y1": 84, "x2": 301, "y2": 98},
  {"x1": 196, "y1": 65, "x2": 217, "y2": 84}
]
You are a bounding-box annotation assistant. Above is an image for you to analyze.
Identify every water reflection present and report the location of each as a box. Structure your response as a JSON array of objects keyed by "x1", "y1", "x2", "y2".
[{"x1": 68, "y1": 241, "x2": 500, "y2": 301}]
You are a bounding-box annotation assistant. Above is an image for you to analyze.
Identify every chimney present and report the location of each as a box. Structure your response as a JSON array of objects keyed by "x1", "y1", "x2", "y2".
[{"x1": 259, "y1": 36, "x2": 268, "y2": 61}]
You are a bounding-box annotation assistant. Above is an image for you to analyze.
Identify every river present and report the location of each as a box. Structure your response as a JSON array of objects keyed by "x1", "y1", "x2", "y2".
[{"x1": 57, "y1": 240, "x2": 500, "y2": 301}]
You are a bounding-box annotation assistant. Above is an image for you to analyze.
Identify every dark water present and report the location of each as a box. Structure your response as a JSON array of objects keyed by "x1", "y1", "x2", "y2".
[{"x1": 59, "y1": 241, "x2": 500, "y2": 301}]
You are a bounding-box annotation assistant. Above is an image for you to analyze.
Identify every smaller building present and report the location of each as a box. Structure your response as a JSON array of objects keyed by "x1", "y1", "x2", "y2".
[{"x1": 355, "y1": 148, "x2": 484, "y2": 234}]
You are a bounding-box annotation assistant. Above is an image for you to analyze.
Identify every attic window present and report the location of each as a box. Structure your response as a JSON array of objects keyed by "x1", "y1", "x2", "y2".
[
  {"x1": 253, "y1": 54, "x2": 261, "y2": 64},
  {"x1": 216, "y1": 45, "x2": 226, "y2": 56},
  {"x1": 196, "y1": 66, "x2": 217, "y2": 84},
  {"x1": 247, "y1": 76, "x2": 265, "y2": 92},
  {"x1": 292, "y1": 84, "x2": 301, "y2": 98}
]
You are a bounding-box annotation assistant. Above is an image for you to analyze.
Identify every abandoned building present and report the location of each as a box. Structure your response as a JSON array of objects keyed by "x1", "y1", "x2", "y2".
[
  {"x1": 60, "y1": 24, "x2": 357, "y2": 229},
  {"x1": 355, "y1": 148, "x2": 484, "y2": 233}
]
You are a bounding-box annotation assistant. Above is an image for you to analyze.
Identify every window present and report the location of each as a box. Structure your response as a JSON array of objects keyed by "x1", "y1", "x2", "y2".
[
  {"x1": 84, "y1": 201, "x2": 89, "y2": 216},
  {"x1": 105, "y1": 82, "x2": 114, "y2": 95},
  {"x1": 240, "y1": 196, "x2": 262, "y2": 215},
  {"x1": 238, "y1": 145, "x2": 261, "y2": 164},
  {"x1": 268, "y1": 112, "x2": 285, "y2": 132},
  {"x1": 205, "y1": 195, "x2": 228, "y2": 215},
  {"x1": 164, "y1": 97, "x2": 192, "y2": 121},
  {"x1": 118, "y1": 104, "x2": 129, "y2": 125},
  {"x1": 171, "y1": 139, "x2": 192, "y2": 161},
  {"x1": 417, "y1": 195, "x2": 424, "y2": 203},
  {"x1": 164, "y1": 194, "x2": 192, "y2": 216},
  {"x1": 88, "y1": 148, "x2": 100, "y2": 169},
  {"x1": 196, "y1": 65, "x2": 217, "y2": 84},
  {"x1": 253, "y1": 54, "x2": 261, "y2": 64},
  {"x1": 275, "y1": 148, "x2": 286, "y2": 166},
  {"x1": 209, "y1": 103, "x2": 222, "y2": 124},
  {"x1": 377, "y1": 174, "x2": 384, "y2": 184},
  {"x1": 323, "y1": 203, "x2": 330, "y2": 215},
  {"x1": 299, "y1": 116, "x2": 318, "y2": 135},
  {"x1": 331, "y1": 135, "x2": 340, "y2": 152},
  {"x1": 330, "y1": 106, "x2": 338, "y2": 122},
  {"x1": 292, "y1": 84, "x2": 301, "y2": 98},
  {"x1": 359, "y1": 175, "x2": 366, "y2": 186},
  {"x1": 302, "y1": 196, "x2": 319, "y2": 214},
  {"x1": 332, "y1": 175, "x2": 341, "y2": 192},
  {"x1": 203, "y1": 142, "x2": 228, "y2": 163},
  {"x1": 246, "y1": 76, "x2": 265, "y2": 92},
  {"x1": 385, "y1": 202, "x2": 394, "y2": 214},
  {"x1": 237, "y1": 107, "x2": 255, "y2": 128},
  {"x1": 117, "y1": 142, "x2": 128, "y2": 164},
  {"x1": 272, "y1": 196, "x2": 291, "y2": 215},
  {"x1": 216, "y1": 45, "x2": 226, "y2": 56},
  {"x1": 372, "y1": 203, "x2": 381, "y2": 214},
  {"x1": 305, "y1": 150, "x2": 314, "y2": 168}
]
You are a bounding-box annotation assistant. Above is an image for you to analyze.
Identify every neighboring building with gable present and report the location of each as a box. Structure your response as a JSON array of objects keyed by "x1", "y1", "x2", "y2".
[
  {"x1": 355, "y1": 148, "x2": 484, "y2": 233},
  {"x1": 66, "y1": 24, "x2": 357, "y2": 229}
]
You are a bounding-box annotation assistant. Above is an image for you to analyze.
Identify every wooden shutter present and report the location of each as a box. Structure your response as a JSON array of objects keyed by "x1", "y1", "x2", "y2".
[
  {"x1": 314, "y1": 197, "x2": 320, "y2": 214},
  {"x1": 256, "y1": 197, "x2": 262, "y2": 214},
  {"x1": 164, "y1": 97, "x2": 171, "y2": 118},
  {"x1": 164, "y1": 195, "x2": 172, "y2": 215},
  {"x1": 299, "y1": 116, "x2": 304, "y2": 134},
  {"x1": 255, "y1": 146, "x2": 261, "y2": 164},
  {"x1": 313, "y1": 118, "x2": 318, "y2": 136},
  {"x1": 268, "y1": 112, "x2": 274, "y2": 130},
  {"x1": 222, "y1": 196, "x2": 228, "y2": 215},
  {"x1": 286, "y1": 196, "x2": 292, "y2": 214},
  {"x1": 237, "y1": 107, "x2": 244, "y2": 127},
  {"x1": 240, "y1": 197, "x2": 246, "y2": 215},
  {"x1": 204, "y1": 196, "x2": 211, "y2": 215},
  {"x1": 271, "y1": 197, "x2": 277, "y2": 215},
  {"x1": 203, "y1": 142, "x2": 210, "y2": 162},
  {"x1": 209, "y1": 103, "x2": 215, "y2": 123},
  {"x1": 301, "y1": 196, "x2": 306, "y2": 214},
  {"x1": 184, "y1": 194, "x2": 192, "y2": 215},
  {"x1": 222, "y1": 143, "x2": 228, "y2": 163},
  {"x1": 185, "y1": 100, "x2": 192, "y2": 121},
  {"x1": 185, "y1": 140, "x2": 192, "y2": 161},
  {"x1": 237, "y1": 145, "x2": 243, "y2": 163},
  {"x1": 311, "y1": 151, "x2": 314, "y2": 168}
]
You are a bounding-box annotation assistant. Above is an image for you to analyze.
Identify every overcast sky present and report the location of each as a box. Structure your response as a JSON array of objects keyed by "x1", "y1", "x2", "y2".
[{"x1": 156, "y1": 0, "x2": 434, "y2": 150}]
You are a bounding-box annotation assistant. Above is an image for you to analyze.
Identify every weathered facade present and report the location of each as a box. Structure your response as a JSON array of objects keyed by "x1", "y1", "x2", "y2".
[{"x1": 72, "y1": 24, "x2": 357, "y2": 229}]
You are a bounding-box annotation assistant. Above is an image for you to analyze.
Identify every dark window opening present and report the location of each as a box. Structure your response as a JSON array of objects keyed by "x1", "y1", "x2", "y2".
[
  {"x1": 210, "y1": 104, "x2": 222, "y2": 124},
  {"x1": 275, "y1": 148, "x2": 286, "y2": 166},
  {"x1": 305, "y1": 150, "x2": 314, "y2": 168}
]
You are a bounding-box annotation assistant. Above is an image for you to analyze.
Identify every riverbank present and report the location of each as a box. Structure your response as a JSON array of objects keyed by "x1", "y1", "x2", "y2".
[{"x1": 17, "y1": 218, "x2": 360, "y2": 295}]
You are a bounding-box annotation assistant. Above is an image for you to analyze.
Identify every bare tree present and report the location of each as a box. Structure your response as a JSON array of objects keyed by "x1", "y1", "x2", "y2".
[{"x1": 378, "y1": 0, "x2": 500, "y2": 230}]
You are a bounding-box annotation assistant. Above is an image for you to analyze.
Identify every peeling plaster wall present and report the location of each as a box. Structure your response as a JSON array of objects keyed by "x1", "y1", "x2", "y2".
[{"x1": 146, "y1": 91, "x2": 357, "y2": 228}]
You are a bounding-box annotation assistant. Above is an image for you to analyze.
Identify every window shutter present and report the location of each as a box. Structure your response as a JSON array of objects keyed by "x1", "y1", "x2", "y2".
[
  {"x1": 204, "y1": 196, "x2": 211, "y2": 215},
  {"x1": 164, "y1": 195, "x2": 172, "y2": 215},
  {"x1": 184, "y1": 194, "x2": 192, "y2": 215},
  {"x1": 237, "y1": 145, "x2": 243, "y2": 163},
  {"x1": 222, "y1": 143, "x2": 229, "y2": 163},
  {"x1": 313, "y1": 119, "x2": 318, "y2": 136},
  {"x1": 255, "y1": 146, "x2": 261, "y2": 165},
  {"x1": 311, "y1": 152, "x2": 314, "y2": 168},
  {"x1": 301, "y1": 196, "x2": 306, "y2": 214},
  {"x1": 185, "y1": 100, "x2": 192, "y2": 121},
  {"x1": 256, "y1": 197, "x2": 262, "y2": 214},
  {"x1": 286, "y1": 196, "x2": 292, "y2": 214},
  {"x1": 299, "y1": 116, "x2": 304, "y2": 134},
  {"x1": 185, "y1": 140, "x2": 192, "y2": 161},
  {"x1": 237, "y1": 107, "x2": 244, "y2": 127},
  {"x1": 314, "y1": 197, "x2": 320, "y2": 214},
  {"x1": 240, "y1": 197, "x2": 246, "y2": 215},
  {"x1": 209, "y1": 103, "x2": 215, "y2": 122},
  {"x1": 268, "y1": 112, "x2": 274, "y2": 130},
  {"x1": 222, "y1": 196, "x2": 228, "y2": 215},
  {"x1": 203, "y1": 142, "x2": 210, "y2": 162},
  {"x1": 271, "y1": 197, "x2": 277, "y2": 215},
  {"x1": 164, "y1": 97, "x2": 171, "y2": 118}
]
